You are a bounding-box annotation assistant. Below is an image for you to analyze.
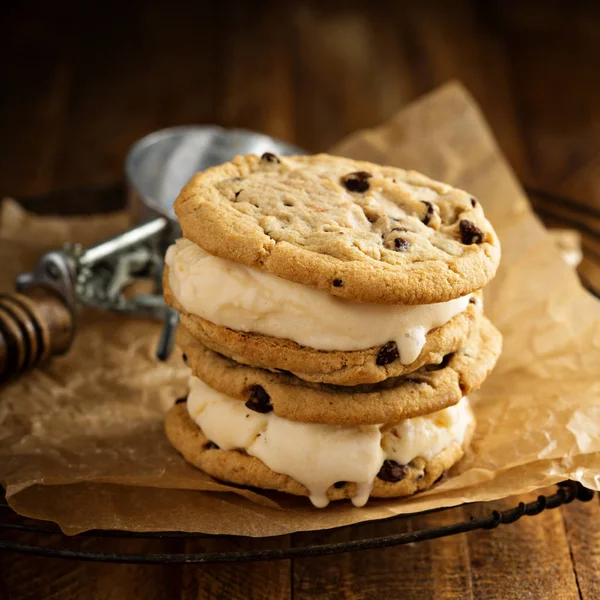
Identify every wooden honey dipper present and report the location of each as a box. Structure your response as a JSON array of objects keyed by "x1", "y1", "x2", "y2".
[{"x1": 0, "y1": 290, "x2": 74, "y2": 383}]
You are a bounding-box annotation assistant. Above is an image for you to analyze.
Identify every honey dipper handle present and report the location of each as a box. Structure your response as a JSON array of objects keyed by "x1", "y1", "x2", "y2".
[{"x1": 0, "y1": 291, "x2": 74, "y2": 383}]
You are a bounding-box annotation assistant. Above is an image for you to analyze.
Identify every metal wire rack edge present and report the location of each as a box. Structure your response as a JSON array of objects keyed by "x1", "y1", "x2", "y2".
[{"x1": 0, "y1": 482, "x2": 595, "y2": 564}]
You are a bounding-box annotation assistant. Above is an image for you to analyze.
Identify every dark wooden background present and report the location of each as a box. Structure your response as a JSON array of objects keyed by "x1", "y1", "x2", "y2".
[{"x1": 2, "y1": 0, "x2": 600, "y2": 598}]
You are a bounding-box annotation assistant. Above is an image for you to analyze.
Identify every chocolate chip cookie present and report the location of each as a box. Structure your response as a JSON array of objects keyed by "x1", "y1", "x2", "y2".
[{"x1": 174, "y1": 153, "x2": 500, "y2": 304}]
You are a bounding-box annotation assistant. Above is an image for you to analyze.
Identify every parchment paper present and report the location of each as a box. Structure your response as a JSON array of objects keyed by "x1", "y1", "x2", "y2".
[{"x1": 2, "y1": 82, "x2": 600, "y2": 536}]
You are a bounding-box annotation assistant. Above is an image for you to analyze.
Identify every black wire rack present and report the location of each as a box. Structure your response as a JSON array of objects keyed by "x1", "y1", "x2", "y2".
[{"x1": 0, "y1": 481, "x2": 595, "y2": 564}]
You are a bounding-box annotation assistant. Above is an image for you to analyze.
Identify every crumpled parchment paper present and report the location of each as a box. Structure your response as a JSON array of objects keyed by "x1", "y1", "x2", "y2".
[{"x1": 1, "y1": 82, "x2": 599, "y2": 536}]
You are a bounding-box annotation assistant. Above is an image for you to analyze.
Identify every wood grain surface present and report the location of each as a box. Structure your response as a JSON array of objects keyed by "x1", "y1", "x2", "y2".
[{"x1": 1, "y1": 0, "x2": 600, "y2": 598}]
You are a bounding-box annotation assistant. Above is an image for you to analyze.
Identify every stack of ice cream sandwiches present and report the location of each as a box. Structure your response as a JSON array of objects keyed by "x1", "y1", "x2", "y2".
[{"x1": 163, "y1": 153, "x2": 502, "y2": 508}]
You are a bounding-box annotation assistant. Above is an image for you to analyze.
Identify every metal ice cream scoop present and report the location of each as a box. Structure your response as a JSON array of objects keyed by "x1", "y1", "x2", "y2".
[{"x1": 1, "y1": 127, "x2": 304, "y2": 382}]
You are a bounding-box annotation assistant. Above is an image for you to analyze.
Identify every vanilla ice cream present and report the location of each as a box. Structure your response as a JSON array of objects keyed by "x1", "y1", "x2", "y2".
[
  {"x1": 187, "y1": 376, "x2": 473, "y2": 508},
  {"x1": 166, "y1": 239, "x2": 471, "y2": 364}
]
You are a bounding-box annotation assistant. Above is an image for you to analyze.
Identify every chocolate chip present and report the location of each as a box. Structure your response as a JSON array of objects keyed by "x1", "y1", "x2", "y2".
[
  {"x1": 341, "y1": 171, "x2": 372, "y2": 193},
  {"x1": 459, "y1": 219, "x2": 484, "y2": 244},
  {"x1": 394, "y1": 237, "x2": 410, "y2": 251},
  {"x1": 376, "y1": 341, "x2": 400, "y2": 366},
  {"x1": 333, "y1": 279, "x2": 343, "y2": 287},
  {"x1": 377, "y1": 460, "x2": 408, "y2": 482},
  {"x1": 469, "y1": 296, "x2": 477, "y2": 305},
  {"x1": 204, "y1": 441, "x2": 219, "y2": 450},
  {"x1": 470, "y1": 197, "x2": 478, "y2": 208},
  {"x1": 261, "y1": 152, "x2": 280, "y2": 163},
  {"x1": 245, "y1": 385, "x2": 273, "y2": 413},
  {"x1": 422, "y1": 201, "x2": 434, "y2": 225},
  {"x1": 333, "y1": 481, "x2": 346, "y2": 489},
  {"x1": 182, "y1": 353, "x2": 187, "y2": 363},
  {"x1": 175, "y1": 396, "x2": 187, "y2": 405}
]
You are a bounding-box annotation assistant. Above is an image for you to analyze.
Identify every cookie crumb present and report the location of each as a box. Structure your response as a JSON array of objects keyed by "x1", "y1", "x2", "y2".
[
  {"x1": 377, "y1": 460, "x2": 408, "y2": 482},
  {"x1": 332, "y1": 279, "x2": 343, "y2": 287},
  {"x1": 245, "y1": 385, "x2": 273, "y2": 413},
  {"x1": 261, "y1": 152, "x2": 280, "y2": 163},
  {"x1": 341, "y1": 171, "x2": 372, "y2": 193},
  {"x1": 376, "y1": 341, "x2": 400, "y2": 366},
  {"x1": 459, "y1": 219, "x2": 484, "y2": 244}
]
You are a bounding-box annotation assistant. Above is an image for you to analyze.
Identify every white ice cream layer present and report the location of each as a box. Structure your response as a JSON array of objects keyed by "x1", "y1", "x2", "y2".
[
  {"x1": 187, "y1": 377, "x2": 473, "y2": 508},
  {"x1": 166, "y1": 239, "x2": 470, "y2": 364}
]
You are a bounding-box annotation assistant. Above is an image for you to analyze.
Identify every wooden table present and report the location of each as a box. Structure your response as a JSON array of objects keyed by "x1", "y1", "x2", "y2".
[{"x1": 2, "y1": 1, "x2": 600, "y2": 598}]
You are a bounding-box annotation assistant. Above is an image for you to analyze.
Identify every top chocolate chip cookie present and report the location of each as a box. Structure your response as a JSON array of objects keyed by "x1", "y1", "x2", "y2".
[{"x1": 175, "y1": 153, "x2": 501, "y2": 304}]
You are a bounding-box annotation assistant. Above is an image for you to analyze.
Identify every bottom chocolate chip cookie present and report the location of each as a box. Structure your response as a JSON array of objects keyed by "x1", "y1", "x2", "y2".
[{"x1": 165, "y1": 395, "x2": 475, "y2": 508}]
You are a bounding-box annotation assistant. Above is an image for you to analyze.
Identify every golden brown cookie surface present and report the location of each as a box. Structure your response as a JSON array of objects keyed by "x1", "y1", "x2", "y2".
[
  {"x1": 174, "y1": 153, "x2": 500, "y2": 304},
  {"x1": 177, "y1": 316, "x2": 502, "y2": 426}
]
